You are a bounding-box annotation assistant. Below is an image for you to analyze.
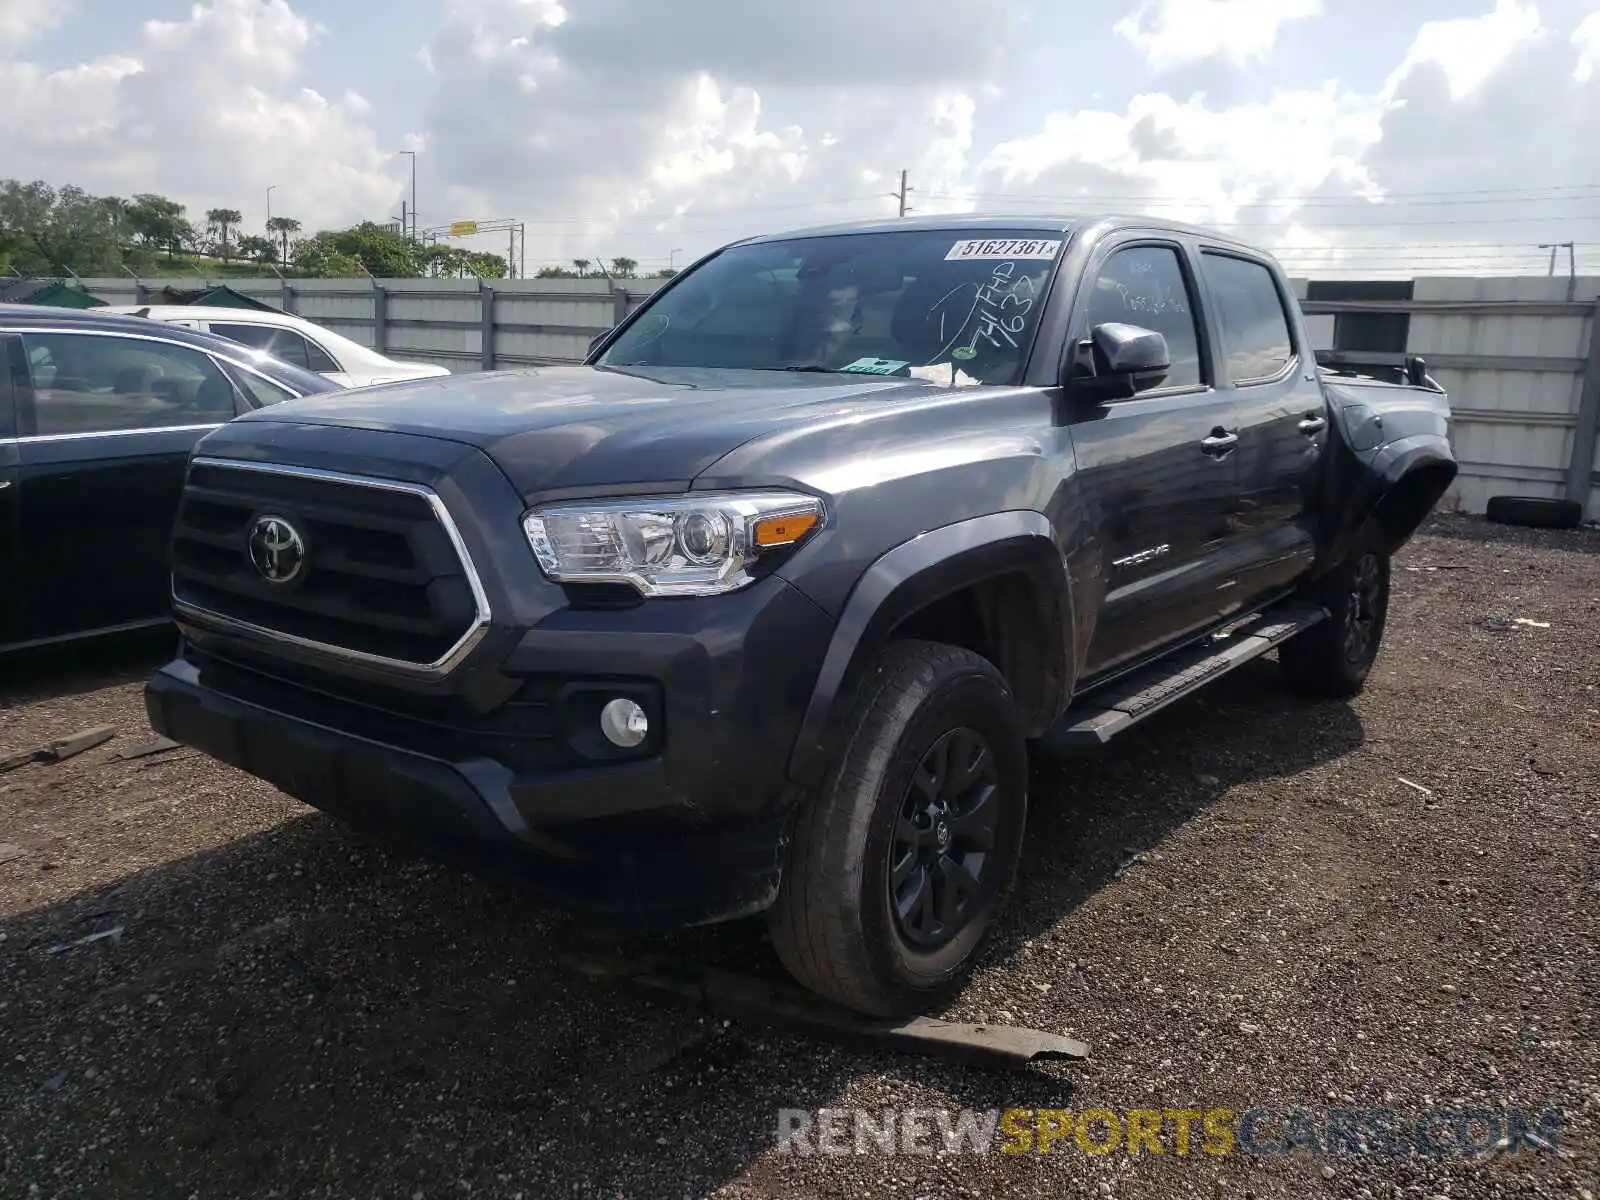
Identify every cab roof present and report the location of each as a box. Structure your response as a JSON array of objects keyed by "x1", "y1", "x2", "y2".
[{"x1": 739, "y1": 212, "x2": 1271, "y2": 257}]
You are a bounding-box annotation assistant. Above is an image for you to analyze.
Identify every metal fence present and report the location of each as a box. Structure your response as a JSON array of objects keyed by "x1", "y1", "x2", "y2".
[
  {"x1": 73, "y1": 273, "x2": 1600, "y2": 520},
  {"x1": 1293, "y1": 276, "x2": 1600, "y2": 520},
  {"x1": 79, "y1": 276, "x2": 666, "y2": 374}
]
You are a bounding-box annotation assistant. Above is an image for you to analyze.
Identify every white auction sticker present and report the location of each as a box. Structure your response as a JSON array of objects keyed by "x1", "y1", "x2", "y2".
[{"x1": 945, "y1": 238, "x2": 1062, "y2": 262}]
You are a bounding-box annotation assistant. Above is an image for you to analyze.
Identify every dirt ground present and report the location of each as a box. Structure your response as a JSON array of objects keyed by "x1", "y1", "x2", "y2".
[{"x1": 1, "y1": 514, "x2": 1596, "y2": 1200}]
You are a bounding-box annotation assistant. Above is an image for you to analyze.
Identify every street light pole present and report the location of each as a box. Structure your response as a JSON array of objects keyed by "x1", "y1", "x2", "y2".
[
  {"x1": 670, "y1": 247, "x2": 684, "y2": 270},
  {"x1": 398, "y1": 151, "x2": 417, "y2": 242},
  {"x1": 266, "y1": 184, "x2": 275, "y2": 226}
]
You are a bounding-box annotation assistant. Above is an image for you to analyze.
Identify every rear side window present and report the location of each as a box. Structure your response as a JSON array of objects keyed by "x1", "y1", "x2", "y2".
[
  {"x1": 1200, "y1": 253, "x2": 1295, "y2": 382},
  {"x1": 19, "y1": 333, "x2": 239, "y2": 436},
  {"x1": 211, "y1": 323, "x2": 339, "y2": 374},
  {"x1": 228, "y1": 367, "x2": 297, "y2": 407}
]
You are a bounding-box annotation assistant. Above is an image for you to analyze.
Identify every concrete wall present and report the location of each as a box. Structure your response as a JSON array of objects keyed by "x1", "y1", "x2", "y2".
[{"x1": 77, "y1": 273, "x2": 1600, "y2": 520}]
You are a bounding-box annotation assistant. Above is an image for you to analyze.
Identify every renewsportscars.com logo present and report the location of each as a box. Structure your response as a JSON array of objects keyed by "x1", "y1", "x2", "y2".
[{"x1": 775, "y1": 1106, "x2": 1566, "y2": 1159}]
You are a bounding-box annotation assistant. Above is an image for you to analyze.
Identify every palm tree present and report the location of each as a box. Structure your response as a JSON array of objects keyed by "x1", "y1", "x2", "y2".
[
  {"x1": 266, "y1": 216, "x2": 301, "y2": 268},
  {"x1": 571, "y1": 258, "x2": 590, "y2": 277},
  {"x1": 205, "y1": 208, "x2": 243, "y2": 262},
  {"x1": 610, "y1": 257, "x2": 638, "y2": 278}
]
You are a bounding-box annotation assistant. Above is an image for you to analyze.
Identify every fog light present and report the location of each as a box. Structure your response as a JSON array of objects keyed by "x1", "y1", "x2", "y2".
[{"x1": 599, "y1": 697, "x2": 649, "y2": 748}]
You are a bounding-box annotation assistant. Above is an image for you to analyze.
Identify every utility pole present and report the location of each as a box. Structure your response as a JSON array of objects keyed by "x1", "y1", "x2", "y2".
[
  {"x1": 398, "y1": 150, "x2": 417, "y2": 241},
  {"x1": 1538, "y1": 241, "x2": 1577, "y2": 299},
  {"x1": 888, "y1": 169, "x2": 914, "y2": 218}
]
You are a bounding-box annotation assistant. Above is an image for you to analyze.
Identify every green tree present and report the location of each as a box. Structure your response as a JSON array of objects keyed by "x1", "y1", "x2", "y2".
[
  {"x1": 610, "y1": 256, "x2": 638, "y2": 277},
  {"x1": 467, "y1": 251, "x2": 507, "y2": 279},
  {"x1": 291, "y1": 222, "x2": 419, "y2": 277},
  {"x1": 265, "y1": 216, "x2": 301, "y2": 267},
  {"x1": 0, "y1": 179, "x2": 126, "y2": 275},
  {"x1": 536, "y1": 265, "x2": 580, "y2": 278},
  {"x1": 653, "y1": 267, "x2": 679, "y2": 279},
  {"x1": 205, "y1": 207, "x2": 243, "y2": 262},
  {"x1": 126, "y1": 193, "x2": 193, "y2": 261},
  {"x1": 570, "y1": 258, "x2": 590, "y2": 277},
  {"x1": 237, "y1": 234, "x2": 277, "y2": 265}
]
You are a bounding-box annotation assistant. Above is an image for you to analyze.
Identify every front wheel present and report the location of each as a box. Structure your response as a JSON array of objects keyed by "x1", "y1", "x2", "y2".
[
  {"x1": 1279, "y1": 535, "x2": 1391, "y2": 699},
  {"x1": 767, "y1": 641, "x2": 1029, "y2": 1016}
]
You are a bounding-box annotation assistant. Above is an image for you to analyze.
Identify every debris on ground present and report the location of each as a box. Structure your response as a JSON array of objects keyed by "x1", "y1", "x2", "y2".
[
  {"x1": 45, "y1": 925, "x2": 124, "y2": 955},
  {"x1": 111, "y1": 736, "x2": 181, "y2": 762},
  {"x1": 1, "y1": 725, "x2": 117, "y2": 773}
]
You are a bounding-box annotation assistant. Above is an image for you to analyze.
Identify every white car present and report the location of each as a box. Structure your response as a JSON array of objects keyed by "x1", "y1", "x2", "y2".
[{"x1": 103, "y1": 305, "x2": 451, "y2": 389}]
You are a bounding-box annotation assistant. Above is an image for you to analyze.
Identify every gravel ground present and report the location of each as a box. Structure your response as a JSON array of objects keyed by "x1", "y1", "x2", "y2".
[{"x1": 0, "y1": 514, "x2": 1596, "y2": 1200}]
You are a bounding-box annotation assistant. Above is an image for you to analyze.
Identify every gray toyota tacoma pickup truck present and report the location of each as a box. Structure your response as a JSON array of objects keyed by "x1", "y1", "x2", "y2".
[{"x1": 145, "y1": 215, "x2": 1457, "y2": 1015}]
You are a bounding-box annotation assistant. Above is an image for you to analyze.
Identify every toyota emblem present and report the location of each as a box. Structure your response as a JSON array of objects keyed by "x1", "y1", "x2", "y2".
[{"x1": 247, "y1": 514, "x2": 307, "y2": 585}]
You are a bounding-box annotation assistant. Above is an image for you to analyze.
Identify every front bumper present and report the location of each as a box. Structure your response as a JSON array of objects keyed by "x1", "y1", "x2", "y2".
[
  {"x1": 147, "y1": 569, "x2": 836, "y2": 929},
  {"x1": 147, "y1": 657, "x2": 789, "y2": 927}
]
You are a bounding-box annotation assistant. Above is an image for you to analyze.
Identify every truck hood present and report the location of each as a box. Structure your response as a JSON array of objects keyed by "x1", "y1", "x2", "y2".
[{"x1": 232, "y1": 363, "x2": 967, "y2": 496}]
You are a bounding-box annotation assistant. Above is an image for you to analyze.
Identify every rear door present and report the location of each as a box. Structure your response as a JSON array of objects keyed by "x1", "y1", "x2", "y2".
[
  {"x1": 1196, "y1": 250, "x2": 1328, "y2": 605},
  {"x1": 1063, "y1": 237, "x2": 1244, "y2": 677},
  {"x1": 12, "y1": 329, "x2": 243, "y2": 641}
]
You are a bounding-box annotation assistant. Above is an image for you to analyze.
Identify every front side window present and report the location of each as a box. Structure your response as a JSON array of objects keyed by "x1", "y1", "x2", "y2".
[
  {"x1": 19, "y1": 333, "x2": 238, "y2": 436},
  {"x1": 1200, "y1": 253, "x2": 1295, "y2": 382},
  {"x1": 211, "y1": 323, "x2": 339, "y2": 374},
  {"x1": 1083, "y1": 244, "x2": 1204, "y2": 389},
  {"x1": 598, "y1": 229, "x2": 1068, "y2": 385}
]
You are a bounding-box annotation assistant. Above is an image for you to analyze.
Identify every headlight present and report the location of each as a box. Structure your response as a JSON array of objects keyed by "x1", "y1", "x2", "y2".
[{"x1": 522, "y1": 491, "x2": 824, "y2": 597}]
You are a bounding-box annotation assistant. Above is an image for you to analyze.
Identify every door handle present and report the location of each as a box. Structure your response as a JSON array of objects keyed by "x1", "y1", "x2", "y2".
[
  {"x1": 1298, "y1": 414, "x2": 1327, "y2": 436},
  {"x1": 1200, "y1": 430, "x2": 1239, "y2": 456}
]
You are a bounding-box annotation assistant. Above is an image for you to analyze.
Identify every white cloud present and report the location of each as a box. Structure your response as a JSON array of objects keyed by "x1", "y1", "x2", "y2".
[
  {"x1": 1114, "y1": 0, "x2": 1323, "y2": 72},
  {"x1": 0, "y1": 0, "x2": 401, "y2": 232},
  {"x1": 3, "y1": 0, "x2": 1598, "y2": 279},
  {"x1": 1383, "y1": 0, "x2": 1543, "y2": 101},
  {"x1": 0, "y1": 0, "x2": 70, "y2": 43},
  {"x1": 1572, "y1": 9, "x2": 1600, "y2": 81}
]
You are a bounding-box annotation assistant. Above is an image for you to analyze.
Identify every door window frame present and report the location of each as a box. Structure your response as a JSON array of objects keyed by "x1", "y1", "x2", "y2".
[
  {"x1": 0, "y1": 333, "x2": 19, "y2": 440},
  {"x1": 8, "y1": 327, "x2": 246, "y2": 442},
  {"x1": 1194, "y1": 247, "x2": 1302, "y2": 389},
  {"x1": 1062, "y1": 235, "x2": 1218, "y2": 402}
]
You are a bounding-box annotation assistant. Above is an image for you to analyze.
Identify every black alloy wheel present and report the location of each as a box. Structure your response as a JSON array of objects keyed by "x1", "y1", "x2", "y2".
[
  {"x1": 889, "y1": 727, "x2": 1001, "y2": 951},
  {"x1": 1343, "y1": 551, "x2": 1384, "y2": 664}
]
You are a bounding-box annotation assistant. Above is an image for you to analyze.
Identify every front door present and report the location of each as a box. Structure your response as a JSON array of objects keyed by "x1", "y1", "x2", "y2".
[
  {"x1": 12, "y1": 329, "x2": 240, "y2": 642},
  {"x1": 1196, "y1": 249, "x2": 1328, "y2": 605},
  {"x1": 1063, "y1": 239, "x2": 1244, "y2": 677}
]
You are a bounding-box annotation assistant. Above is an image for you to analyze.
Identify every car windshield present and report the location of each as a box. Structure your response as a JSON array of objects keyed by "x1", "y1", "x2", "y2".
[{"x1": 597, "y1": 229, "x2": 1067, "y2": 385}]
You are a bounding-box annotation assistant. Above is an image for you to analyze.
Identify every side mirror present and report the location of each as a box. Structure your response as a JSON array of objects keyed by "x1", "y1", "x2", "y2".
[
  {"x1": 587, "y1": 329, "x2": 611, "y2": 357},
  {"x1": 1065, "y1": 322, "x2": 1171, "y2": 400}
]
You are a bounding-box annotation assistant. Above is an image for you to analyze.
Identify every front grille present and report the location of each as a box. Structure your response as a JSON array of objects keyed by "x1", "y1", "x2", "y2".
[
  {"x1": 191, "y1": 646, "x2": 570, "y2": 772},
  {"x1": 171, "y1": 460, "x2": 485, "y2": 670}
]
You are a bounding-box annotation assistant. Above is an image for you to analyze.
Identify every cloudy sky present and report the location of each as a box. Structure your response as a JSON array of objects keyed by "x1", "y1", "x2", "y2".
[{"x1": 4, "y1": 0, "x2": 1598, "y2": 277}]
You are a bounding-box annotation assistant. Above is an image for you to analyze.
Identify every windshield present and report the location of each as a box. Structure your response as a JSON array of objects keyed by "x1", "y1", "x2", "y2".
[{"x1": 597, "y1": 229, "x2": 1067, "y2": 385}]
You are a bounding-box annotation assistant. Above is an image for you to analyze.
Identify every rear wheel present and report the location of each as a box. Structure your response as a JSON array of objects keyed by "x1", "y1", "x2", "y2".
[
  {"x1": 767, "y1": 641, "x2": 1028, "y2": 1016},
  {"x1": 1279, "y1": 534, "x2": 1391, "y2": 699}
]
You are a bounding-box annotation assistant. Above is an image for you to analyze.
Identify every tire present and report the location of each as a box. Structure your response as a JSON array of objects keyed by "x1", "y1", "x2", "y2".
[
  {"x1": 767, "y1": 640, "x2": 1029, "y2": 1017},
  {"x1": 1279, "y1": 533, "x2": 1392, "y2": 699},
  {"x1": 1485, "y1": 495, "x2": 1582, "y2": 531}
]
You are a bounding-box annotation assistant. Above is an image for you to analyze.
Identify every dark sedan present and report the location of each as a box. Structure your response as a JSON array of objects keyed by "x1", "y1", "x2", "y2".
[{"x1": 0, "y1": 304, "x2": 341, "y2": 653}]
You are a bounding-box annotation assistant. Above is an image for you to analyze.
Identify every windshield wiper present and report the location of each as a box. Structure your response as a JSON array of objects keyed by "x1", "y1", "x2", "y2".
[{"x1": 780, "y1": 363, "x2": 843, "y2": 373}]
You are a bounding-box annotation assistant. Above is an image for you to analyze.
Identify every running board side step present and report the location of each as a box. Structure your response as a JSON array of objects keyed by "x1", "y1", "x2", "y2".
[{"x1": 1038, "y1": 603, "x2": 1327, "y2": 751}]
